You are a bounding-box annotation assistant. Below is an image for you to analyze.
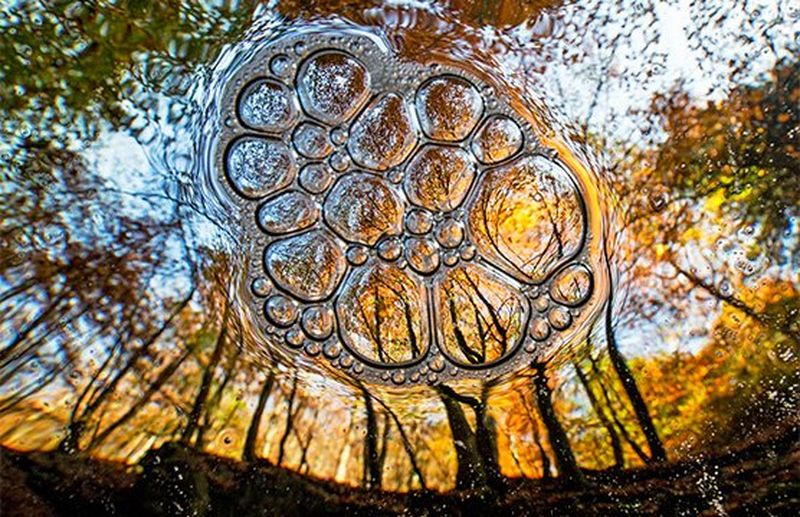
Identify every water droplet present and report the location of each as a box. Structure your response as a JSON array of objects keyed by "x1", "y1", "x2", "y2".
[
  {"x1": 719, "y1": 279, "x2": 733, "y2": 298},
  {"x1": 257, "y1": 190, "x2": 319, "y2": 235},
  {"x1": 533, "y1": 296, "x2": 550, "y2": 312},
  {"x1": 225, "y1": 137, "x2": 296, "y2": 199},
  {"x1": 323, "y1": 173, "x2": 404, "y2": 245},
  {"x1": 435, "y1": 263, "x2": 527, "y2": 366},
  {"x1": 404, "y1": 145, "x2": 476, "y2": 212},
  {"x1": 405, "y1": 209, "x2": 433, "y2": 234},
  {"x1": 269, "y1": 54, "x2": 292, "y2": 77},
  {"x1": 435, "y1": 218, "x2": 464, "y2": 248},
  {"x1": 377, "y1": 237, "x2": 402, "y2": 261},
  {"x1": 405, "y1": 237, "x2": 439, "y2": 274},
  {"x1": 442, "y1": 250, "x2": 459, "y2": 266},
  {"x1": 299, "y1": 163, "x2": 334, "y2": 194},
  {"x1": 346, "y1": 245, "x2": 369, "y2": 266},
  {"x1": 293, "y1": 122, "x2": 332, "y2": 159},
  {"x1": 265, "y1": 295, "x2": 297, "y2": 327},
  {"x1": 467, "y1": 155, "x2": 584, "y2": 283},
  {"x1": 548, "y1": 307, "x2": 571, "y2": 330},
  {"x1": 529, "y1": 317, "x2": 550, "y2": 341},
  {"x1": 301, "y1": 305, "x2": 335, "y2": 340},
  {"x1": 237, "y1": 78, "x2": 297, "y2": 131},
  {"x1": 323, "y1": 341, "x2": 342, "y2": 359},
  {"x1": 265, "y1": 230, "x2": 346, "y2": 302},
  {"x1": 550, "y1": 264, "x2": 593, "y2": 307},
  {"x1": 416, "y1": 75, "x2": 483, "y2": 141},
  {"x1": 460, "y1": 244, "x2": 476, "y2": 261},
  {"x1": 471, "y1": 115, "x2": 523, "y2": 164},
  {"x1": 285, "y1": 328, "x2": 304, "y2": 348},
  {"x1": 335, "y1": 261, "x2": 429, "y2": 365},
  {"x1": 328, "y1": 150, "x2": 350, "y2": 172},
  {"x1": 330, "y1": 126, "x2": 348, "y2": 145},
  {"x1": 297, "y1": 50, "x2": 370, "y2": 124},
  {"x1": 348, "y1": 93, "x2": 418, "y2": 171},
  {"x1": 251, "y1": 277, "x2": 272, "y2": 297}
]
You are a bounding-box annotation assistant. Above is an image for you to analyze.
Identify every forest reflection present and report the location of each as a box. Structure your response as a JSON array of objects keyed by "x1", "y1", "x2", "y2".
[{"x1": 1, "y1": 0, "x2": 797, "y2": 499}]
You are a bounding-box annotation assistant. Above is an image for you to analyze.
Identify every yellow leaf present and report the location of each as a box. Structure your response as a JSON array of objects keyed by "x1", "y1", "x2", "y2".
[{"x1": 705, "y1": 188, "x2": 726, "y2": 211}]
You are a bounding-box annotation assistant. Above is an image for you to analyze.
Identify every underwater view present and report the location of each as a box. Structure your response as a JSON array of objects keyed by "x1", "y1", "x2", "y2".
[{"x1": 1, "y1": 0, "x2": 798, "y2": 515}]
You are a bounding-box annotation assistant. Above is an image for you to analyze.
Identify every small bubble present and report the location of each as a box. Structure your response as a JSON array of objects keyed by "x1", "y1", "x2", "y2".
[
  {"x1": 270, "y1": 54, "x2": 292, "y2": 77},
  {"x1": 251, "y1": 277, "x2": 272, "y2": 297}
]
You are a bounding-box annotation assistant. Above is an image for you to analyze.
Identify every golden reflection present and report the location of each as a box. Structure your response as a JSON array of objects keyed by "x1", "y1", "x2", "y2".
[
  {"x1": 468, "y1": 155, "x2": 585, "y2": 284},
  {"x1": 434, "y1": 263, "x2": 526, "y2": 366},
  {"x1": 335, "y1": 261, "x2": 429, "y2": 365}
]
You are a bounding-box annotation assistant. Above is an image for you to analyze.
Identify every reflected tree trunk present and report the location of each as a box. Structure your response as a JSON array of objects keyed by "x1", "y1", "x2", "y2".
[
  {"x1": 517, "y1": 386, "x2": 553, "y2": 480},
  {"x1": 476, "y1": 384, "x2": 503, "y2": 488},
  {"x1": 181, "y1": 300, "x2": 231, "y2": 446},
  {"x1": 604, "y1": 247, "x2": 667, "y2": 463},
  {"x1": 59, "y1": 290, "x2": 195, "y2": 453},
  {"x1": 197, "y1": 343, "x2": 242, "y2": 447},
  {"x1": 276, "y1": 374, "x2": 298, "y2": 466},
  {"x1": 436, "y1": 385, "x2": 488, "y2": 490},
  {"x1": 574, "y1": 361, "x2": 624, "y2": 469},
  {"x1": 368, "y1": 393, "x2": 426, "y2": 489},
  {"x1": 361, "y1": 385, "x2": 381, "y2": 489},
  {"x1": 531, "y1": 363, "x2": 586, "y2": 487},
  {"x1": 90, "y1": 347, "x2": 193, "y2": 449},
  {"x1": 243, "y1": 371, "x2": 275, "y2": 462},
  {"x1": 587, "y1": 352, "x2": 651, "y2": 463}
]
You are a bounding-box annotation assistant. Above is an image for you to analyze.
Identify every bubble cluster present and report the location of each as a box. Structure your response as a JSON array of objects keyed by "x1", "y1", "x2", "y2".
[{"x1": 217, "y1": 32, "x2": 604, "y2": 385}]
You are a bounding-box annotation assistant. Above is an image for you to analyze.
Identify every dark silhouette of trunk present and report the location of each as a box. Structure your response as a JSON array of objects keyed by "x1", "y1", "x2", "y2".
[
  {"x1": 60, "y1": 291, "x2": 195, "y2": 452},
  {"x1": 531, "y1": 415, "x2": 552, "y2": 479},
  {"x1": 604, "y1": 247, "x2": 667, "y2": 463},
  {"x1": 369, "y1": 393, "x2": 427, "y2": 489},
  {"x1": 362, "y1": 386, "x2": 381, "y2": 489},
  {"x1": 181, "y1": 301, "x2": 231, "y2": 445},
  {"x1": 517, "y1": 387, "x2": 553, "y2": 480},
  {"x1": 531, "y1": 363, "x2": 587, "y2": 487},
  {"x1": 276, "y1": 374, "x2": 298, "y2": 466},
  {"x1": 90, "y1": 347, "x2": 192, "y2": 449},
  {"x1": 243, "y1": 371, "x2": 275, "y2": 461},
  {"x1": 574, "y1": 361, "x2": 624, "y2": 469},
  {"x1": 376, "y1": 413, "x2": 390, "y2": 487},
  {"x1": 436, "y1": 385, "x2": 487, "y2": 490},
  {"x1": 197, "y1": 344, "x2": 242, "y2": 447},
  {"x1": 587, "y1": 351, "x2": 652, "y2": 464},
  {"x1": 476, "y1": 384, "x2": 503, "y2": 488}
]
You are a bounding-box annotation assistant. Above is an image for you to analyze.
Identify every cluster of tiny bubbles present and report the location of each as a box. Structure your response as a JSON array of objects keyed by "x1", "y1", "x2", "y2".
[{"x1": 207, "y1": 22, "x2": 608, "y2": 387}]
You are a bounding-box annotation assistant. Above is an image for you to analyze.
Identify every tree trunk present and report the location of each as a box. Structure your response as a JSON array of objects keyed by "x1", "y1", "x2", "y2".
[
  {"x1": 604, "y1": 250, "x2": 667, "y2": 463},
  {"x1": 362, "y1": 386, "x2": 381, "y2": 489},
  {"x1": 182, "y1": 301, "x2": 231, "y2": 445},
  {"x1": 476, "y1": 384, "x2": 503, "y2": 488},
  {"x1": 276, "y1": 375, "x2": 298, "y2": 466},
  {"x1": 243, "y1": 371, "x2": 274, "y2": 462},
  {"x1": 574, "y1": 361, "x2": 624, "y2": 468},
  {"x1": 531, "y1": 363, "x2": 587, "y2": 487},
  {"x1": 437, "y1": 386, "x2": 487, "y2": 490}
]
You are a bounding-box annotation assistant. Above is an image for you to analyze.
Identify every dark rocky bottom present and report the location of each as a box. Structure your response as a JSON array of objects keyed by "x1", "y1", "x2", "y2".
[{"x1": 2, "y1": 424, "x2": 797, "y2": 517}]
